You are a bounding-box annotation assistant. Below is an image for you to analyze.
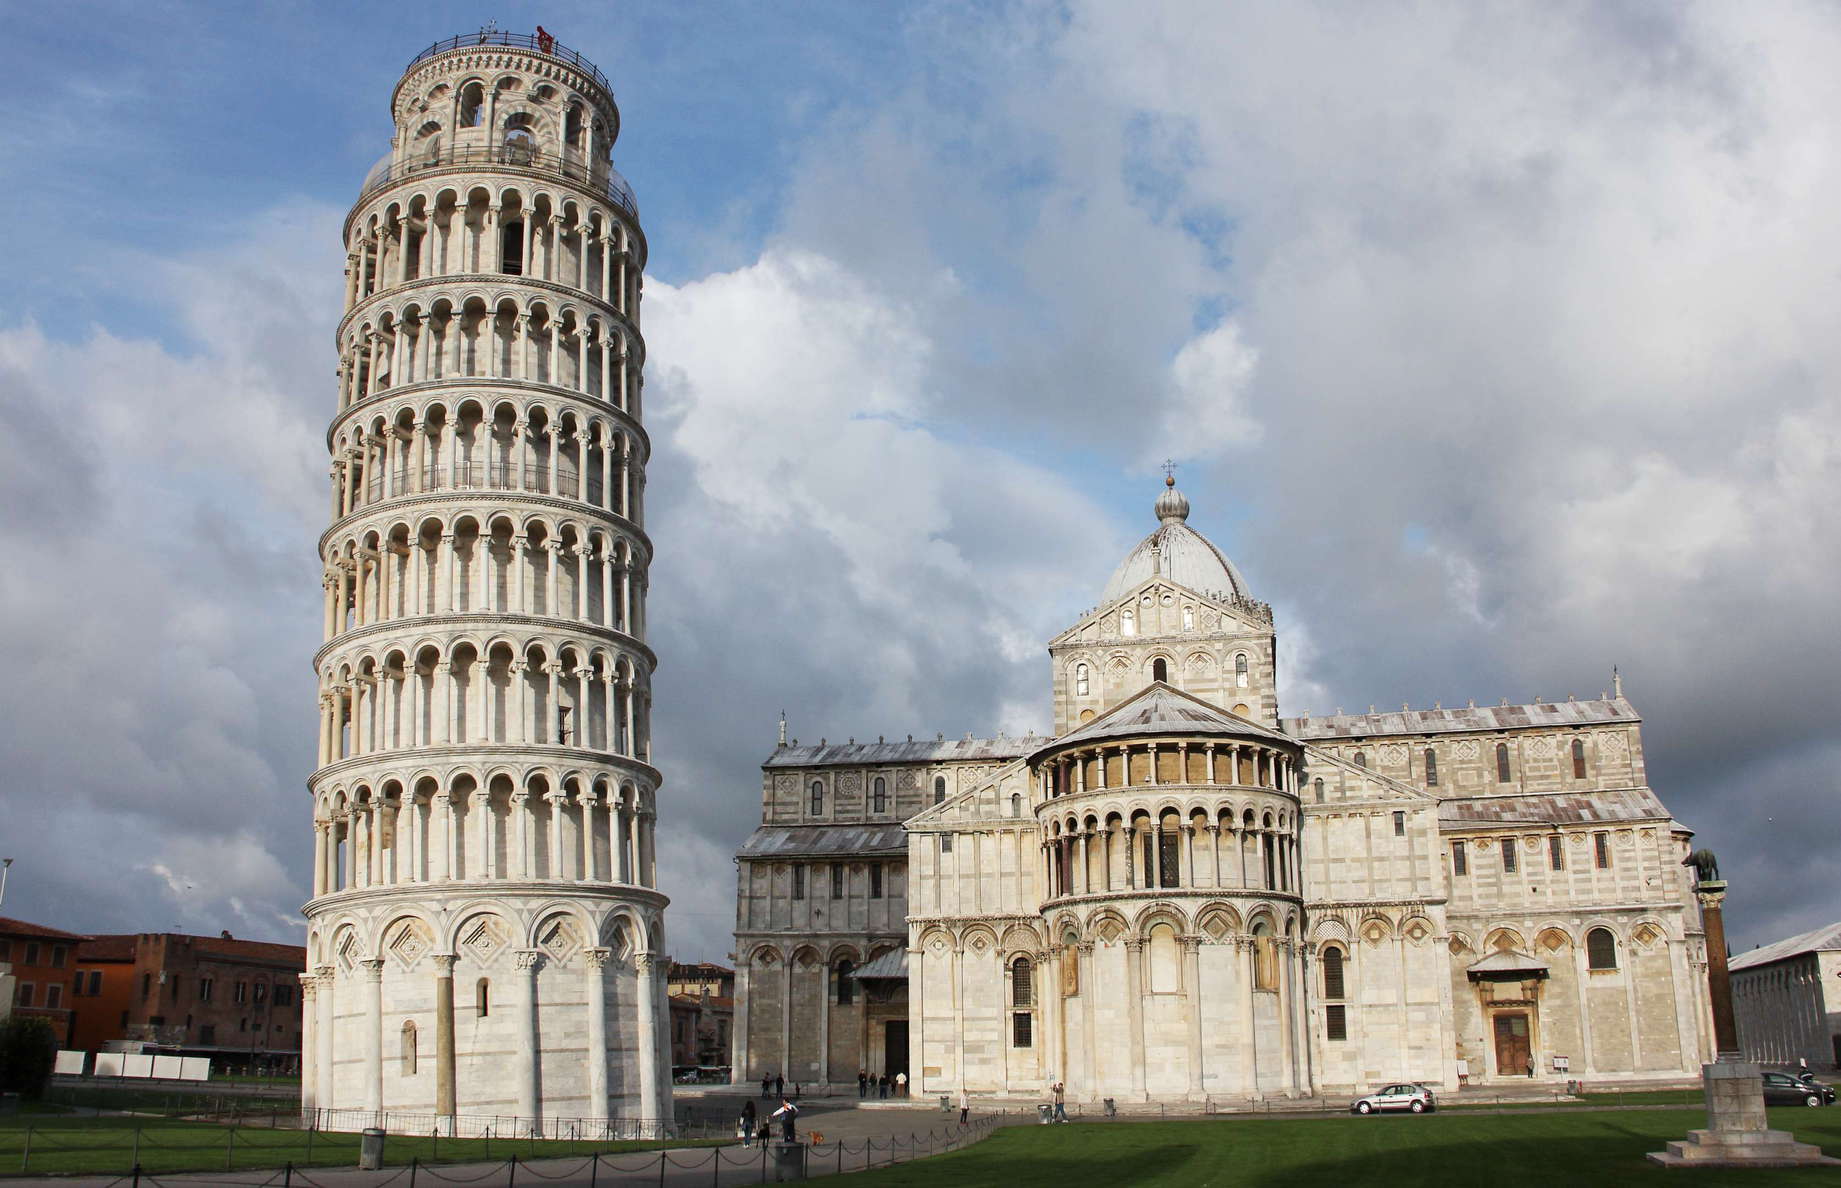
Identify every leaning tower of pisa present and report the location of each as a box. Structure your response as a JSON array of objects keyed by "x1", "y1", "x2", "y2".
[{"x1": 302, "y1": 31, "x2": 668, "y2": 1136}]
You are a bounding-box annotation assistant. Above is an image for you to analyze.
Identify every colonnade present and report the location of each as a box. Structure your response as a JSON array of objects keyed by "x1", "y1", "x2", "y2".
[
  {"x1": 317, "y1": 647, "x2": 648, "y2": 764},
  {"x1": 324, "y1": 523, "x2": 644, "y2": 638},
  {"x1": 338, "y1": 300, "x2": 640, "y2": 414},
  {"x1": 1041, "y1": 739, "x2": 1300, "y2": 797},
  {"x1": 330, "y1": 411, "x2": 642, "y2": 523},
  {"x1": 1042, "y1": 812, "x2": 1300, "y2": 898},
  {"x1": 346, "y1": 189, "x2": 637, "y2": 315},
  {"x1": 310, "y1": 780, "x2": 654, "y2": 896}
]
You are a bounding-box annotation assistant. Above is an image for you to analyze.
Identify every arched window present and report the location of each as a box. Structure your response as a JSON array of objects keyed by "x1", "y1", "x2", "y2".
[
  {"x1": 564, "y1": 104, "x2": 585, "y2": 150},
  {"x1": 809, "y1": 780, "x2": 824, "y2": 815},
  {"x1": 1182, "y1": 606, "x2": 1194, "y2": 631},
  {"x1": 1424, "y1": 748, "x2": 1438, "y2": 786},
  {"x1": 1321, "y1": 947, "x2": 1345, "y2": 1000},
  {"x1": 1496, "y1": 743, "x2": 1512, "y2": 783},
  {"x1": 1354, "y1": 751, "x2": 1367, "y2": 769},
  {"x1": 1572, "y1": 737, "x2": 1587, "y2": 780},
  {"x1": 871, "y1": 777, "x2": 887, "y2": 813},
  {"x1": 1313, "y1": 777, "x2": 1325, "y2": 803},
  {"x1": 835, "y1": 959, "x2": 855, "y2": 1006},
  {"x1": 502, "y1": 122, "x2": 537, "y2": 165},
  {"x1": 1121, "y1": 609, "x2": 1136, "y2": 636},
  {"x1": 1586, "y1": 927, "x2": 1618, "y2": 970},
  {"x1": 476, "y1": 978, "x2": 490, "y2": 1017},
  {"x1": 1152, "y1": 658, "x2": 1168, "y2": 683},
  {"x1": 500, "y1": 219, "x2": 525, "y2": 275},
  {"x1": 1075, "y1": 663, "x2": 1089, "y2": 697},
  {"x1": 459, "y1": 82, "x2": 484, "y2": 127},
  {"x1": 1235, "y1": 653, "x2": 1250, "y2": 687},
  {"x1": 933, "y1": 776, "x2": 946, "y2": 805},
  {"x1": 401, "y1": 1020, "x2": 418, "y2": 1075},
  {"x1": 1010, "y1": 792, "x2": 1023, "y2": 817},
  {"x1": 1011, "y1": 956, "x2": 1034, "y2": 1007}
]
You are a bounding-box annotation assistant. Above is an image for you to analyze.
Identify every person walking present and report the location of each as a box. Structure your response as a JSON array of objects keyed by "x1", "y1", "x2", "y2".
[
  {"x1": 738, "y1": 1099, "x2": 757, "y2": 1148},
  {"x1": 958, "y1": 1088, "x2": 970, "y2": 1125},
  {"x1": 761, "y1": 1072, "x2": 772, "y2": 1100},
  {"x1": 1052, "y1": 1081, "x2": 1067, "y2": 1122},
  {"x1": 774, "y1": 1072, "x2": 785, "y2": 1099},
  {"x1": 895, "y1": 1070, "x2": 908, "y2": 1097},
  {"x1": 858, "y1": 1069, "x2": 868, "y2": 1098}
]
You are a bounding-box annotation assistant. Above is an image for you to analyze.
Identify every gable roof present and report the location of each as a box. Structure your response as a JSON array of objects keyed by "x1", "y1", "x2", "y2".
[
  {"x1": 0, "y1": 917, "x2": 86, "y2": 942},
  {"x1": 1730, "y1": 921, "x2": 1841, "y2": 972},
  {"x1": 764, "y1": 735, "x2": 1037, "y2": 769},
  {"x1": 1437, "y1": 787, "x2": 1672, "y2": 829},
  {"x1": 1033, "y1": 682, "x2": 1291, "y2": 761},
  {"x1": 1284, "y1": 698, "x2": 1639, "y2": 740},
  {"x1": 736, "y1": 824, "x2": 908, "y2": 859}
]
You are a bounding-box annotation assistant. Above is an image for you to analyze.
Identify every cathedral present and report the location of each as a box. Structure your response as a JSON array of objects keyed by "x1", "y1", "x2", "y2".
[{"x1": 732, "y1": 478, "x2": 1713, "y2": 1100}]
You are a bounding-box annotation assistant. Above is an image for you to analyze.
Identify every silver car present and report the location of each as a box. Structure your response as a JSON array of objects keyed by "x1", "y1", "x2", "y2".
[{"x1": 1350, "y1": 1082, "x2": 1437, "y2": 1114}]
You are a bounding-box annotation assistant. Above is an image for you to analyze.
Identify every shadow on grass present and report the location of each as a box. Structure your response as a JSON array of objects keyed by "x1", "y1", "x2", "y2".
[
  {"x1": 1243, "y1": 1113, "x2": 1841, "y2": 1188},
  {"x1": 843, "y1": 1141, "x2": 1202, "y2": 1185}
]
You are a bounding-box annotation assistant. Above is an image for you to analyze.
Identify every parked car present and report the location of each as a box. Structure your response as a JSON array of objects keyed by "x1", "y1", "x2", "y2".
[
  {"x1": 1350, "y1": 1083, "x2": 1437, "y2": 1114},
  {"x1": 1763, "y1": 1072, "x2": 1834, "y2": 1107}
]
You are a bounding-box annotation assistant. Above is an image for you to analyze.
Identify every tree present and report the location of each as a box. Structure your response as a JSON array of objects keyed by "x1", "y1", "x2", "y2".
[{"x1": 0, "y1": 1016, "x2": 58, "y2": 1099}]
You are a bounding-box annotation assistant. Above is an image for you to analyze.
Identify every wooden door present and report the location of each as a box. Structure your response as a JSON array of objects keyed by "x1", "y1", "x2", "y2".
[{"x1": 1493, "y1": 1013, "x2": 1531, "y2": 1076}]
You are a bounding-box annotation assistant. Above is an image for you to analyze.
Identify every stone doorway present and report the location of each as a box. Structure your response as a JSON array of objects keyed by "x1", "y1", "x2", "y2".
[
  {"x1": 884, "y1": 1021, "x2": 909, "y2": 1085},
  {"x1": 1494, "y1": 1012, "x2": 1532, "y2": 1078}
]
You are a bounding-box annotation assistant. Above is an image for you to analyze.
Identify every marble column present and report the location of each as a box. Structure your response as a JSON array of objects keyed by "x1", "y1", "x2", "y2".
[{"x1": 584, "y1": 948, "x2": 610, "y2": 1123}]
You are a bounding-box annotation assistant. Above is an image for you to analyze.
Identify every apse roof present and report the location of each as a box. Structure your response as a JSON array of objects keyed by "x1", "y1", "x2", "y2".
[{"x1": 1032, "y1": 682, "x2": 1290, "y2": 761}]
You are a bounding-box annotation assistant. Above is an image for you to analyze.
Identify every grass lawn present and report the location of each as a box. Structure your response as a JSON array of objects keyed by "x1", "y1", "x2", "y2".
[
  {"x1": 0, "y1": 1116, "x2": 711, "y2": 1177},
  {"x1": 835, "y1": 1108, "x2": 1841, "y2": 1186}
]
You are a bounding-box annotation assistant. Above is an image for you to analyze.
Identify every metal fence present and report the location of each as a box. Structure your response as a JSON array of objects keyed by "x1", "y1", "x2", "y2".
[
  {"x1": 357, "y1": 145, "x2": 637, "y2": 218},
  {"x1": 408, "y1": 33, "x2": 614, "y2": 97},
  {"x1": 4, "y1": 1114, "x2": 1007, "y2": 1184}
]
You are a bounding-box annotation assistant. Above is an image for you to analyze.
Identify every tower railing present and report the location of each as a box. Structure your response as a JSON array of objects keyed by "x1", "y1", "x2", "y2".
[
  {"x1": 357, "y1": 144, "x2": 638, "y2": 217},
  {"x1": 408, "y1": 31, "x2": 613, "y2": 96}
]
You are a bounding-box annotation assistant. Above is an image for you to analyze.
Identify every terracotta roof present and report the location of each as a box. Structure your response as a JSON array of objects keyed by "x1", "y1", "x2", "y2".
[
  {"x1": 1730, "y1": 921, "x2": 1841, "y2": 972},
  {"x1": 0, "y1": 917, "x2": 86, "y2": 941},
  {"x1": 1438, "y1": 787, "x2": 1671, "y2": 829},
  {"x1": 75, "y1": 935, "x2": 138, "y2": 962},
  {"x1": 1284, "y1": 697, "x2": 1639, "y2": 740},
  {"x1": 737, "y1": 824, "x2": 908, "y2": 859},
  {"x1": 764, "y1": 735, "x2": 1036, "y2": 769},
  {"x1": 1033, "y1": 682, "x2": 1291, "y2": 760},
  {"x1": 79, "y1": 933, "x2": 306, "y2": 968}
]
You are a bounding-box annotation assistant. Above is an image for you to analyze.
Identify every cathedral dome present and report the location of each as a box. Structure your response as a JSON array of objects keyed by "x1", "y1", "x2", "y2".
[{"x1": 1099, "y1": 477, "x2": 1249, "y2": 605}]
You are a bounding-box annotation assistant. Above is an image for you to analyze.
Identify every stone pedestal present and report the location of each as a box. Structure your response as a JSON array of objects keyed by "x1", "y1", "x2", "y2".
[{"x1": 1647, "y1": 1062, "x2": 1838, "y2": 1168}]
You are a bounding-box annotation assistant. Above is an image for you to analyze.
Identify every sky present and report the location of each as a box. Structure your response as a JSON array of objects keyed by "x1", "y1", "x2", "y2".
[{"x1": 0, "y1": 1, "x2": 1837, "y2": 964}]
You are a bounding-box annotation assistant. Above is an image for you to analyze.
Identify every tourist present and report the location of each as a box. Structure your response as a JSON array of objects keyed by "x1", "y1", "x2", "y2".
[
  {"x1": 858, "y1": 1069, "x2": 868, "y2": 1098},
  {"x1": 878, "y1": 1073, "x2": 889, "y2": 1099},
  {"x1": 738, "y1": 1100, "x2": 757, "y2": 1147},
  {"x1": 774, "y1": 1073, "x2": 785, "y2": 1098},
  {"x1": 895, "y1": 1070, "x2": 908, "y2": 1097},
  {"x1": 772, "y1": 1097, "x2": 799, "y2": 1142},
  {"x1": 1052, "y1": 1081, "x2": 1067, "y2": 1122},
  {"x1": 761, "y1": 1072, "x2": 772, "y2": 1099},
  {"x1": 959, "y1": 1088, "x2": 970, "y2": 1124}
]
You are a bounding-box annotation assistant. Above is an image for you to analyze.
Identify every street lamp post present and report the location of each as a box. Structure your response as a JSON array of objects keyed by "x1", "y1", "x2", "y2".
[{"x1": 0, "y1": 858, "x2": 14, "y2": 911}]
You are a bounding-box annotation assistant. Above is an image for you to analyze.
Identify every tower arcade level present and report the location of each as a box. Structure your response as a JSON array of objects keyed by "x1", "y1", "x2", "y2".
[{"x1": 304, "y1": 33, "x2": 669, "y2": 1135}]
